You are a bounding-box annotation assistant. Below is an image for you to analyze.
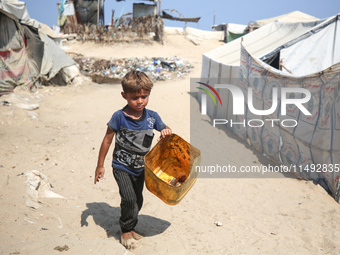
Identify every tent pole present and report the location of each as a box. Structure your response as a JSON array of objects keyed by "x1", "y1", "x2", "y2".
[
  {"x1": 102, "y1": 0, "x2": 105, "y2": 26},
  {"x1": 97, "y1": 0, "x2": 100, "y2": 27},
  {"x1": 213, "y1": 10, "x2": 215, "y2": 27}
]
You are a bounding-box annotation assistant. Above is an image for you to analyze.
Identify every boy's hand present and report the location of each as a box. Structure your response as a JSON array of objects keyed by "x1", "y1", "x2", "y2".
[
  {"x1": 158, "y1": 126, "x2": 172, "y2": 141},
  {"x1": 94, "y1": 166, "x2": 105, "y2": 184}
]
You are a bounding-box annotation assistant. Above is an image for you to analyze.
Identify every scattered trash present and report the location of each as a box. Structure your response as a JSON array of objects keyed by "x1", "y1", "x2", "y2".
[
  {"x1": 1, "y1": 100, "x2": 11, "y2": 106},
  {"x1": 27, "y1": 111, "x2": 39, "y2": 120},
  {"x1": 1, "y1": 92, "x2": 40, "y2": 110},
  {"x1": 15, "y1": 102, "x2": 39, "y2": 111},
  {"x1": 73, "y1": 56, "x2": 194, "y2": 84},
  {"x1": 56, "y1": 214, "x2": 63, "y2": 229},
  {"x1": 24, "y1": 218, "x2": 36, "y2": 224},
  {"x1": 25, "y1": 170, "x2": 65, "y2": 209},
  {"x1": 54, "y1": 245, "x2": 69, "y2": 252},
  {"x1": 214, "y1": 221, "x2": 223, "y2": 226},
  {"x1": 26, "y1": 170, "x2": 65, "y2": 198},
  {"x1": 25, "y1": 198, "x2": 40, "y2": 210}
]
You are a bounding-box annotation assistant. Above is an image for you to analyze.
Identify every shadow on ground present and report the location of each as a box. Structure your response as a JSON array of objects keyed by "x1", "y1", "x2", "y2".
[{"x1": 81, "y1": 202, "x2": 171, "y2": 240}]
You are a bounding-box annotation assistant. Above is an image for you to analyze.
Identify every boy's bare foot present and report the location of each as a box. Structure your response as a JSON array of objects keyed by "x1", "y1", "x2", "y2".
[
  {"x1": 121, "y1": 232, "x2": 135, "y2": 249},
  {"x1": 131, "y1": 230, "x2": 143, "y2": 240}
]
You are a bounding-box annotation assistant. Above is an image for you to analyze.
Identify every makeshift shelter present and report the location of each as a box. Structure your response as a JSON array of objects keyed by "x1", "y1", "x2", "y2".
[
  {"x1": 254, "y1": 10, "x2": 319, "y2": 28},
  {"x1": 200, "y1": 14, "x2": 340, "y2": 201},
  {"x1": 260, "y1": 14, "x2": 340, "y2": 76},
  {"x1": 213, "y1": 23, "x2": 247, "y2": 43},
  {"x1": 58, "y1": 0, "x2": 105, "y2": 33},
  {"x1": 0, "y1": 0, "x2": 79, "y2": 95},
  {"x1": 185, "y1": 27, "x2": 224, "y2": 41},
  {"x1": 226, "y1": 23, "x2": 247, "y2": 42},
  {"x1": 0, "y1": 1, "x2": 31, "y2": 94},
  {"x1": 254, "y1": 14, "x2": 340, "y2": 199},
  {"x1": 161, "y1": 10, "x2": 200, "y2": 23},
  {"x1": 201, "y1": 19, "x2": 323, "y2": 119}
]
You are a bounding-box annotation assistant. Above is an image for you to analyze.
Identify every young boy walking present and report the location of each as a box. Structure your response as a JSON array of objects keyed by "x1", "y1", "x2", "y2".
[{"x1": 94, "y1": 70, "x2": 172, "y2": 248}]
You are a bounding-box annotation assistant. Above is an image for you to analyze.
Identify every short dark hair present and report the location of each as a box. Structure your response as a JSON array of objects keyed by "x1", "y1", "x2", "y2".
[{"x1": 121, "y1": 70, "x2": 153, "y2": 93}]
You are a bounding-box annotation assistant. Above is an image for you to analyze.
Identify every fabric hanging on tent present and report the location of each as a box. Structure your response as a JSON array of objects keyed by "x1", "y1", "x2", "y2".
[
  {"x1": 38, "y1": 31, "x2": 76, "y2": 82},
  {"x1": 0, "y1": 11, "x2": 26, "y2": 49},
  {"x1": 261, "y1": 14, "x2": 340, "y2": 76},
  {"x1": 60, "y1": 0, "x2": 66, "y2": 16},
  {"x1": 0, "y1": 11, "x2": 30, "y2": 94},
  {"x1": 200, "y1": 15, "x2": 340, "y2": 201},
  {"x1": 0, "y1": 48, "x2": 31, "y2": 94},
  {"x1": 0, "y1": 0, "x2": 79, "y2": 93},
  {"x1": 22, "y1": 25, "x2": 45, "y2": 82},
  {"x1": 227, "y1": 31, "x2": 247, "y2": 42},
  {"x1": 239, "y1": 43, "x2": 340, "y2": 200},
  {"x1": 63, "y1": 3, "x2": 75, "y2": 16}
]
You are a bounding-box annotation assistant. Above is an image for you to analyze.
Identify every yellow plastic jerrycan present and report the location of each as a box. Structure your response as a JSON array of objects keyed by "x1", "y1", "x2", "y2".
[{"x1": 144, "y1": 133, "x2": 201, "y2": 205}]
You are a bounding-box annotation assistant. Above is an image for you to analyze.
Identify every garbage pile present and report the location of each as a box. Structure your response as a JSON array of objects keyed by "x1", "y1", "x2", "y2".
[{"x1": 73, "y1": 56, "x2": 194, "y2": 84}]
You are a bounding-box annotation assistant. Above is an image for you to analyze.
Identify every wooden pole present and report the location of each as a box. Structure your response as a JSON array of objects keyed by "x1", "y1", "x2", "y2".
[
  {"x1": 102, "y1": 0, "x2": 105, "y2": 26},
  {"x1": 97, "y1": 0, "x2": 100, "y2": 27}
]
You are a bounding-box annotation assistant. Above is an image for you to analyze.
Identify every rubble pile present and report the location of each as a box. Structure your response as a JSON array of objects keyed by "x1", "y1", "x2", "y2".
[
  {"x1": 63, "y1": 16, "x2": 164, "y2": 44},
  {"x1": 74, "y1": 56, "x2": 194, "y2": 84}
]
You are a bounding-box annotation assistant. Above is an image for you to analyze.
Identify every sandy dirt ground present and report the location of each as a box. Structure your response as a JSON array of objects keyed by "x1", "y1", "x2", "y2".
[{"x1": 1, "y1": 34, "x2": 340, "y2": 255}]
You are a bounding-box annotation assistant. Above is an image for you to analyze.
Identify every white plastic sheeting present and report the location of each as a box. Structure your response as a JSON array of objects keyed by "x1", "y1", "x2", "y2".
[
  {"x1": 185, "y1": 27, "x2": 224, "y2": 41},
  {"x1": 200, "y1": 14, "x2": 340, "y2": 201},
  {"x1": 0, "y1": 0, "x2": 30, "y2": 23},
  {"x1": 227, "y1": 23, "x2": 247, "y2": 34},
  {"x1": 203, "y1": 20, "x2": 323, "y2": 67},
  {"x1": 25, "y1": 170, "x2": 65, "y2": 209},
  {"x1": 254, "y1": 10, "x2": 319, "y2": 27},
  {"x1": 261, "y1": 15, "x2": 340, "y2": 76},
  {"x1": 201, "y1": 20, "x2": 323, "y2": 120}
]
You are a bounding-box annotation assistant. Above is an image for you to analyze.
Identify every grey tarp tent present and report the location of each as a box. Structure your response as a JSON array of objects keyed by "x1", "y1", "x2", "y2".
[{"x1": 0, "y1": 0, "x2": 78, "y2": 95}]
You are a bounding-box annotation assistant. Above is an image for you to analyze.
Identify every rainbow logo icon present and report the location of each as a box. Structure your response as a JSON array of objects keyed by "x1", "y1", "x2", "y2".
[{"x1": 196, "y1": 82, "x2": 223, "y2": 106}]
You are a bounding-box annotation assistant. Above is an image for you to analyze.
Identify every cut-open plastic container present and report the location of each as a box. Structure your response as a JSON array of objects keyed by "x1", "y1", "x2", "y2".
[{"x1": 144, "y1": 133, "x2": 201, "y2": 205}]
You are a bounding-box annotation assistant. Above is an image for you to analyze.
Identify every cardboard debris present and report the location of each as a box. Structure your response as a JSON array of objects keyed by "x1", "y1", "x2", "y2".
[{"x1": 25, "y1": 170, "x2": 65, "y2": 209}]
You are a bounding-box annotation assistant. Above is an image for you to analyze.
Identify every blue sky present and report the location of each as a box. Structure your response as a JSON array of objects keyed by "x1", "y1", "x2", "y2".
[{"x1": 24, "y1": 0, "x2": 338, "y2": 31}]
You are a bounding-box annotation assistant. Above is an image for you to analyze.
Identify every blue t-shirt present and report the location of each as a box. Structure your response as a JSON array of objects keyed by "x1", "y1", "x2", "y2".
[{"x1": 108, "y1": 105, "x2": 166, "y2": 176}]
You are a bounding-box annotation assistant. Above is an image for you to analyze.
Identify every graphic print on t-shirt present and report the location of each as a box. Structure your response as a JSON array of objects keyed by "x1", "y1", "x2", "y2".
[{"x1": 113, "y1": 127, "x2": 154, "y2": 170}]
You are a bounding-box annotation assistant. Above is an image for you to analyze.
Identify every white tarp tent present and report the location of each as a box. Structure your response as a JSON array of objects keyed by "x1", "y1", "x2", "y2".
[
  {"x1": 200, "y1": 13, "x2": 340, "y2": 201},
  {"x1": 201, "y1": 19, "x2": 322, "y2": 119},
  {"x1": 254, "y1": 10, "x2": 319, "y2": 27},
  {"x1": 261, "y1": 14, "x2": 340, "y2": 76},
  {"x1": 185, "y1": 27, "x2": 224, "y2": 41}
]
